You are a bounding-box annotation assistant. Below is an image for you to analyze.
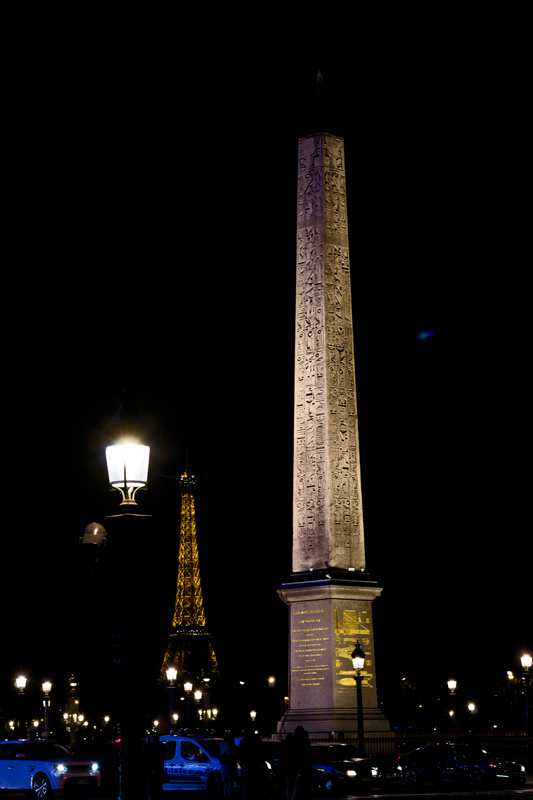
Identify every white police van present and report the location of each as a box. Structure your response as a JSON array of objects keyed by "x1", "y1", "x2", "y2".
[{"x1": 160, "y1": 736, "x2": 224, "y2": 794}]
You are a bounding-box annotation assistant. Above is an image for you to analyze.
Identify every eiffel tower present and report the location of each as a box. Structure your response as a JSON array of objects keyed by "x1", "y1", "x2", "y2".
[{"x1": 162, "y1": 464, "x2": 219, "y2": 684}]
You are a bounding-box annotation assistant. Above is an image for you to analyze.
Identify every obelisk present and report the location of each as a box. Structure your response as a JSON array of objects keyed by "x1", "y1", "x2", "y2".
[{"x1": 278, "y1": 132, "x2": 389, "y2": 735}]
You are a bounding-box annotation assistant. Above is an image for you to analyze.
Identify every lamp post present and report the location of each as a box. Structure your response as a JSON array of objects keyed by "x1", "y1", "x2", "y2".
[
  {"x1": 194, "y1": 690, "x2": 203, "y2": 728},
  {"x1": 351, "y1": 640, "x2": 366, "y2": 751},
  {"x1": 15, "y1": 676, "x2": 27, "y2": 738},
  {"x1": 184, "y1": 683, "x2": 193, "y2": 729},
  {"x1": 166, "y1": 667, "x2": 178, "y2": 733},
  {"x1": 42, "y1": 682, "x2": 52, "y2": 739},
  {"x1": 105, "y1": 440, "x2": 150, "y2": 799},
  {"x1": 447, "y1": 679, "x2": 457, "y2": 732},
  {"x1": 521, "y1": 654, "x2": 532, "y2": 772}
]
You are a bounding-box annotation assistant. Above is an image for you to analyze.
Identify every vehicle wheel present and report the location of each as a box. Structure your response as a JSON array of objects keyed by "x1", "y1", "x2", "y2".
[
  {"x1": 325, "y1": 778, "x2": 335, "y2": 793},
  {"x1": 404, "y1": 768, "x2": 419, "y2": 787},
  {"x1": 467, "y1": 769, "x2": 482, "y2": 788},
  {"x1": 32, "y1": 773, "x2": 52, "y2": 797},
  {"x1": 207, "y1": 771, "x2": 223, "y2": 796}
]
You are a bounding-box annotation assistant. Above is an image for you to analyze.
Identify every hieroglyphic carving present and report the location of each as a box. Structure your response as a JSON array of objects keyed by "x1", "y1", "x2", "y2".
[{"x1": 294, "y1": 135, "x2": 365, "y2": 571}]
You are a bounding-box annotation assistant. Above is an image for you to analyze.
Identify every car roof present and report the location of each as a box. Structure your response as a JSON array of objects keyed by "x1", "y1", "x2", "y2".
[{"x1": 1, "y1": 740, "x2": 67, "y2": 746}]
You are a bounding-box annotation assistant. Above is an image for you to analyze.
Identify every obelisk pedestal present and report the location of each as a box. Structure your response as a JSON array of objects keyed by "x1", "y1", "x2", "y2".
[{"x1": 278, "y1": 133, "x2": 389, "y2": 736}]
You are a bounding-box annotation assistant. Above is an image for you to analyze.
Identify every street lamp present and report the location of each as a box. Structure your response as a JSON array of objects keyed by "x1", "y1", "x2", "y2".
[
  {"x1": 194, "y1": 691, "x2": 203, "y2": 728},
  {"x1": 166, "y1": 666, "x2": 178, "y2": 732},
  {"x1": 447, "y1": 679, "x2": 457, "y2": 731},
  {"x1": 42, "y1": 681, "x2": 52, "y2": 739},
  {"x1": 15, "y1": 676, "x2": 27, "y2": 738},
  {"x1": 104, "y1": 439, "x2": 151, "y2": 798},
  {"x1": 106, "y1": 442, "x2": 150, "y2": 507},
  {"x1": 183, "y1": 683, "x2": 193, "y2": 729},
  {"x1": 521, "y1": 654, "x2": 532, "y2": 771},
  {"x1": 351, "y1": 640, "x2": 366, "y2": 751}
]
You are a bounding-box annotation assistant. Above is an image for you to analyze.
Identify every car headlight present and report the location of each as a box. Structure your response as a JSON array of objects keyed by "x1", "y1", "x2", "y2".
[
  {"x1": 346, "y1": 770, "x2": 357, "y2": 777},
  {"x1": 91, "y1": 763, "x2": 99, "y2": 773},
  {"x1": 53, "y1": 764, "x2": 68, "y2": 775}
]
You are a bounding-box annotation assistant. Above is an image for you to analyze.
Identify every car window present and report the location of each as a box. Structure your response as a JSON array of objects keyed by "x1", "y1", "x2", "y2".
[
  {"x1": 9, "y1": 743, "x2": 28, "y2": 758},
  {"x1": 415, "y1": 747, "x2": 435, "y2": 761},
  {"x1": 201, "y1": 741, "x2": 220, "y2": 758},
  {"x1": 28, "y1": 743, "x2": 71, "y2": 760},
  {"x1": 0, "y1": 744, "x2": 7, "y2": 759},
  {"x1": 163, "y1": 741, "x2": 176, "y2": 760},
  {"x1": 456, "y1": 746, "x2": 489, "y2": 762},
  {"x1": 437, "y1": 746, "x2": 455, "y2": 758},
  {"x1": 311, "y1": 745, "x2": 360, "y2": 761},
  {"x1": 180, "y1": 742, "x2": 208, "y2": 762}
]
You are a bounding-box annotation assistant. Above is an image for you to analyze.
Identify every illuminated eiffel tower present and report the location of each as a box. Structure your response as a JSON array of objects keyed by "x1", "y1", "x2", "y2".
[{"x1": 162, "y1": 464, "x2": 219, "y2": 684}]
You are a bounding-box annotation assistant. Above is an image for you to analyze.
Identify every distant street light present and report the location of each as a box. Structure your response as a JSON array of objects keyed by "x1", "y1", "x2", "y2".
[
  {"x1": 184, "y1": 683, "x2": 193, "y2": 728},
  {"x1": 42, "y1": 681, "x2": 52, "y2": 739},
  {"x1": 15, "y1": 676, "x2": 27, "y2": 738},
  {"x1": 447, "y1": 679, "x2": 457, "y2": 731},
  {"x1": 351, "y1": 640, "x2": 366, "y2": 751},
  {"x1": 166, "y1": 667, "x2": 178, "y2": 732},
  {"x1": 521, "y1": 654, "x2": 532, "y2": 771}
]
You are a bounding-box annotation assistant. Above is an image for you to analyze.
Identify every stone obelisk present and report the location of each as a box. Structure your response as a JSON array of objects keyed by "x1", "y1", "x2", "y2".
[{"x1": 278, "y1": 132, "x2": 389, "y2": 735}]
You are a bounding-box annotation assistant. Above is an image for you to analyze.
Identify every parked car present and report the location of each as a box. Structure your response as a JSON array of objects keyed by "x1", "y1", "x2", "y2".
[
  {"x1": 397, "y1": 743, "x2": 526, "y2": 788},
  {"x1": 308, "y1": 743, "x2": 385, "y2": 793},
  {"x1": 0, "y1": 739, "x2": 101, "y2": 797}
]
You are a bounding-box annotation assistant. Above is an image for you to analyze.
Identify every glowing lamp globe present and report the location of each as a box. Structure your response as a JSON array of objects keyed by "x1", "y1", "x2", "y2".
[
  {"x1": 106, "y1": 443, "x2": 150, "y2": 506},
  {"x1": 351, "y1": 641, "x2": 366, "y2": 672},
  {"x1": 522, "y1": 654, "x2": 532, "y2": 670}
]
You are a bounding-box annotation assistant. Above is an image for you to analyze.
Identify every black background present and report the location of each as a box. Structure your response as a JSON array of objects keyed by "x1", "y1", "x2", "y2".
[{"x1": 1, "y1": 17, "x2": 530, "y2": 735}]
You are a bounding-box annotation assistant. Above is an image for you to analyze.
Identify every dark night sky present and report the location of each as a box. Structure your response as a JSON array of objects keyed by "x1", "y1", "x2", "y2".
[{"x1": 2, "y1": 21, "x2": 530, "y2": 731}]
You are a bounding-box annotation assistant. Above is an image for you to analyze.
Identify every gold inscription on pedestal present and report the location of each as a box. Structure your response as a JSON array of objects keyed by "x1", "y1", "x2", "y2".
[
  {"x1": 292, "y1": 608, "x2": 331, "y2": 687},
  {"x1": 335, "y1": 607, "x2": 374, "y2": 692}
]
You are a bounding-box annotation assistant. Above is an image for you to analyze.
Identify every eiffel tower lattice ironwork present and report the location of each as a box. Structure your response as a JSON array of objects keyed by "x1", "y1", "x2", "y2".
[{"x1": 162, "y1": 466, "x2": 219, "y2": 684}]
